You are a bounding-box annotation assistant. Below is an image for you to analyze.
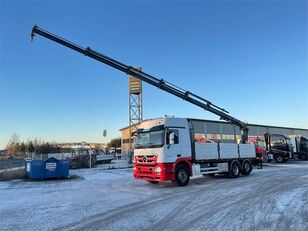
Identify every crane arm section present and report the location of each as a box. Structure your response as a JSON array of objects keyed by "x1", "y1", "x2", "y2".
[{"x1": 31, "y1": 25, "x2": 248, "y2": 142}]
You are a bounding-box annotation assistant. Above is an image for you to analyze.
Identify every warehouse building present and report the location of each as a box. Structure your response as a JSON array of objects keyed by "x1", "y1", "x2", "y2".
[
  {"x1": 119, "y1": 118, "x2": 308, "y2": 155},
  {"x1": 119, "y1": 121, "x2": 143, "y2": 155}
]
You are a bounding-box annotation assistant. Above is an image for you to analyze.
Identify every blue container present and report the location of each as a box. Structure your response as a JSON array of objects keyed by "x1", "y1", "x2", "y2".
[{"x1": 26, "y1": 157, "x2": 69, "y2": 180}]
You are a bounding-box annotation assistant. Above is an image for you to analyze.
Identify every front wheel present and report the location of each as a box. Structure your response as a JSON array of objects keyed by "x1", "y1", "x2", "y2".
[
  {"x1": 275, "y1": 155, "x2": 284, "y2": 163},
  {"x1": 175, "y1": 165, "x2": 190, "y2": 187}
]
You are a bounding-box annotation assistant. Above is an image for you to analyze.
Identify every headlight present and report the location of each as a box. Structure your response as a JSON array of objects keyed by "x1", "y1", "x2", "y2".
[{"x1": 154, "y1": 166, "x2": 161, "y2": 173}]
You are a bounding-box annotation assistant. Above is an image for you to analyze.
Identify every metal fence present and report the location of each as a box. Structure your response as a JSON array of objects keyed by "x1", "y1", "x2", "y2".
[
  {"x1": 25, "y1": 153, "x2": 73, "y2": 160},
  {"x1": 0, "y1": 159, "x2": 25, "y2": 170}
]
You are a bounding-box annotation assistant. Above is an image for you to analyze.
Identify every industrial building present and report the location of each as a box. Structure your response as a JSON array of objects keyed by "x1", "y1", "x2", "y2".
[
  {"x1": 119, "y1": 118, "x2": 308, "y2": 155},
  {"x1": 119, "y1": 122, "x2": 143, "y2": 155}
]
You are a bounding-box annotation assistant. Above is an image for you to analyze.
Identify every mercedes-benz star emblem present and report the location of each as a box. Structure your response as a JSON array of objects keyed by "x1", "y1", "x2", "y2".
[{"x1": 143, "y1": 156, "x2": 147, "y2": 162}]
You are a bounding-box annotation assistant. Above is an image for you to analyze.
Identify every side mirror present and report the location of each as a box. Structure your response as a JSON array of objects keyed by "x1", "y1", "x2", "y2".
[{"x1": 169, "y1": 132, "x2": 175, "y2": 145}]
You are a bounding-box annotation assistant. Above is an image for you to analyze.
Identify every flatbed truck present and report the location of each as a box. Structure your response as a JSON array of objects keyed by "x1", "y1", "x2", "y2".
[{"x1": 133, "y1": 118, "x2": 255, "y2": 186}]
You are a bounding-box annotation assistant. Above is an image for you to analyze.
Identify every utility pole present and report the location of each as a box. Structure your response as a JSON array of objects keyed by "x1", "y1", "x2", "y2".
[{"x1": 103, "y1": 129, "x2": 107, "y2": 153}]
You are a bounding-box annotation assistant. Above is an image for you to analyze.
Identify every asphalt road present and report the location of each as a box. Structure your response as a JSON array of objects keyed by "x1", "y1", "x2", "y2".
[{"x1": 0, "y1": 161, "x2": 307, "y2": 231}]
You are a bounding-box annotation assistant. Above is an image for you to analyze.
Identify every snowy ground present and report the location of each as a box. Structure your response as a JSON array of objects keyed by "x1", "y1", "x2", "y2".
[{"x1": 0, "y1": 161, "x2": 307, "y2": 231}]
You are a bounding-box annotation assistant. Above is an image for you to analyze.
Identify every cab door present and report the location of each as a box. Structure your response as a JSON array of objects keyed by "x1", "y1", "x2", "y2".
[{"x1": 166, "y1": 128, "x2": 191, "y2": 161}]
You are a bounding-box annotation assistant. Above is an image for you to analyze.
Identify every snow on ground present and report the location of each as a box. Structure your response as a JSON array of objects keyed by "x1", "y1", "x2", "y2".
[
  {"x1": 0, "y1": 167, "x2": 24, "y2": 174},
  {"x1": 0, "y1": 160, "x2": 307, "y2": 231}
]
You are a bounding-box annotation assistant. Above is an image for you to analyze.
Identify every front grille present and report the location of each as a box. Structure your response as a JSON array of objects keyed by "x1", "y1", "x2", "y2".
[{"x1": 135, "y1": 155, "x2": 156, "y2": 164}]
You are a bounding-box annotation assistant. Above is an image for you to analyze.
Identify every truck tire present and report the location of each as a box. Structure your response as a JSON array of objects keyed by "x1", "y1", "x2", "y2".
[
  {"x1": 228, "y1": 160, "x2": 240, "y2": 178},
  {"x1": 275, "y1": 155, "x2": 284, "y2": 163},
  {"x1": 300, "y1": 154, "x2": 307, "y2": 161},
  {"x1": 241, "y1": 160, "x2": 252, "y2": 176},
  {"x1": 175, "y1": 164, "x2": 190, "y2": 187},
  {"x1": 85, "y1": 157, "x2": 96, "y2": 168},
  {"x1": 71, "y1": 161, "x2": 78, "y2": 169}
]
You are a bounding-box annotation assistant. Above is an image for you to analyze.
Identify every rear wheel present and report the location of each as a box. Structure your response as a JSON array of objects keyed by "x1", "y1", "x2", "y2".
[
  {"x1": 229, "y1": 161, "x2": 240, "y2": 178},
  {"x1": 175, "y1": 165, "x2": 190, "y2": 187},
  {"x1": 241, "y1": 160, "x2": 252, "y2": 176},
  {"x1": 71, "y1": 161, "x2": 78, "y2": 169},
  {"x1": 300, "y1": 154, "x2": 307, "y2": 161},
  {"x1": 275, "y1": 155, "x2": 284, "y2": 163},
  {"x1": 85, "y1": 157, "x2": 96, "y2": 168}
]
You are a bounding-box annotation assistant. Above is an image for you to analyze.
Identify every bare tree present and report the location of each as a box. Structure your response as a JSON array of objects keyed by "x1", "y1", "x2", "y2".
[{"x1": 6, "y1": 133, "x2": 20, "y2": 156}]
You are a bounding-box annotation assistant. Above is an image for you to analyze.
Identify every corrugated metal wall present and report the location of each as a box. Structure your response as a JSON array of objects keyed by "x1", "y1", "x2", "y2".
[{"x1": 191, "y1": 120, "x2": 308, "y2": 143}]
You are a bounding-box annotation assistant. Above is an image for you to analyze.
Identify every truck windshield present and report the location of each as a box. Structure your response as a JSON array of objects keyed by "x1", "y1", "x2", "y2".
[{"x1": 135, "y1": 130, "x2": 165, "y2": 149}]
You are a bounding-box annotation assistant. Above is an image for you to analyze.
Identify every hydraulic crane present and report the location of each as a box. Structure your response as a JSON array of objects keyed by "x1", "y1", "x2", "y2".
[{"x1": 31, "y1": 25, "x2": 249, "y2": 143}]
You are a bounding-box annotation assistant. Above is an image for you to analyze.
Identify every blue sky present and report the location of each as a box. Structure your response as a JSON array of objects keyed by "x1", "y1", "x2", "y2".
[{"x1": 0, "y1": 1, "x2": 307, "y2": 148}]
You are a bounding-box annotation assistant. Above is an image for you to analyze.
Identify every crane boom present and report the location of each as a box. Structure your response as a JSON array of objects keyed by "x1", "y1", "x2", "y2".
[{"x1": 31, "y1": 25, "x2": 248, "y2": 143}]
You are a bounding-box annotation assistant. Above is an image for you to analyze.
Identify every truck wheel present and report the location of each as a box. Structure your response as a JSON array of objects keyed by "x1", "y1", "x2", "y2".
[
  {"x1": 71, "y1": 161, "x2": 78, "y2": 169},
  {"x1": 85, "y1": 157, "x2": 96, "y2": 168},
  {"x1": 175, "y1": 165, "x2": 190, "y2": 187},
  {"x1": 275, "y1": 155, "x2": 283, "y2": 163},
  {"x1": 241, "y1": 160, "x2": 252, "y2": 176},
  {"x1": 147, "y1": 181, "x2": 159, "y2": 184},
  {"x1": 229, "y1": 160, "x2": 240, "y2": 178},
  {"x1": 300, "y1": 155, "x2": 307, "y2": 161}
]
